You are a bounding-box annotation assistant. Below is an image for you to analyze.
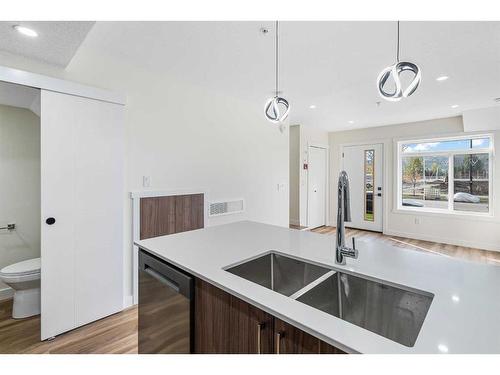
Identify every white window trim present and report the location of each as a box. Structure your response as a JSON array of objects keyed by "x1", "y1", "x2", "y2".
[{"x1": 396, "y1": 134, "x2": 494, "y2": 218}]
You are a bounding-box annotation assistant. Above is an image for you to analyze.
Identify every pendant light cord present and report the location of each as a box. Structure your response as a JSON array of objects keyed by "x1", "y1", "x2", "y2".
[
  {"x1": 275, "y1": 20, "x2": 279, "y2": 96},
  {"x1": 396, "y1": 20, "x2": 400, "y2": 62}
]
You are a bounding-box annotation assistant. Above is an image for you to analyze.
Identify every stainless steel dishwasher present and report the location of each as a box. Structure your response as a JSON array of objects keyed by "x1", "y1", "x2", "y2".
[{"x1": 138, "y1": 249, "x2": 194, "y2": 354}]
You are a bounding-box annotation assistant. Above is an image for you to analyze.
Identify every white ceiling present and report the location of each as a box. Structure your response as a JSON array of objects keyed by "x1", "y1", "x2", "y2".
[
  {"x1": 0, "y1": 81, "x2": 40, "y2": 115},
  {"x1": 281, "y1": 21, "x2": 500, "y2": 131},
  {"x1": 0, "y1": 21, "x2": 95, "y2": 67},
  {"x1": 2, "y1": 21, "x2": 500, "y2": 132}
]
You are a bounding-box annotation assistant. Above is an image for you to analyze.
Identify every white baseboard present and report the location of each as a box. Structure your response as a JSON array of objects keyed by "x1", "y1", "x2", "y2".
[
  {"x1": 384, "y1": 229, "x2": 499, "y2": 252},
  {"x1": 0, "y1": 287, "x2": 14, "y2": 301},
  {"x1": 123, "y1": 294, "x2": 134, "y2": 309}
]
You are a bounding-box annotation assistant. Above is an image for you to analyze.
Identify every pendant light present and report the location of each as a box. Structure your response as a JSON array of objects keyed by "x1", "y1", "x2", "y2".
[
  {"x1": 265, "y1": 21, "x2": 290, "y2": 123},
  {"x1": 377, "y1": 21, "x2": 421, "y2": 102}
]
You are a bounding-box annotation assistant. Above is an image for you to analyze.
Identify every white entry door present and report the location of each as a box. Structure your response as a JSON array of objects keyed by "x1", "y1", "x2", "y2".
[
  {"x1": 307, "y1": 146, "x2": 328, "y2": 229},
  {"x1": 41, "y1": 90, "x2": 124, "y2": 340},
  {"x1": 342, "y1": 143, "x2": 383, "y2": 232}
]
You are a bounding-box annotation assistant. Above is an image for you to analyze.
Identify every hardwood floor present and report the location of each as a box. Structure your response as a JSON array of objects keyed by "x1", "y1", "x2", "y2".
[
  {"x1": 0, "y1": 299, "x2": 137, "y2": 354},
  {"x1": 311, "y1": 226, "x2": 500, "y2": 265}
]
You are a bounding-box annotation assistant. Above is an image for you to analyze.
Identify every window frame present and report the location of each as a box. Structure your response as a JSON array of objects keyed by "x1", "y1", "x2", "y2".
[{"x1": 396, "y1": 134, "x2": 494, "y2": 217}]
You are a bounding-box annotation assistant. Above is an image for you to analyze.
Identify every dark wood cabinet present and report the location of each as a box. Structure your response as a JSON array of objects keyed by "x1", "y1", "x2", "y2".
[
  {"x1": 274, "y1": 318, "x2": 321, "y2": 354},
  {"x1": 319, "y1": 340, "x2": 346, "y2": 354},
  {"x1": 194, "y1": 278, "x2": 274, "y2": 354},
  {"x1": 194, "y1": 278, "x2": 232, "y2": 353},
  {"x1": 194, "y1": 279, "x2": 345, "y2": 354},
  {"x1": 229, "y1": 295, "x2": 274, "y2": 354}
]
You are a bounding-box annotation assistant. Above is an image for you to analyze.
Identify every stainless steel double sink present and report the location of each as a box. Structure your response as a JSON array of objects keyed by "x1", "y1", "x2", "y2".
[{"x1": 225, "y1": 252, "x2": 433, "y2": 347}]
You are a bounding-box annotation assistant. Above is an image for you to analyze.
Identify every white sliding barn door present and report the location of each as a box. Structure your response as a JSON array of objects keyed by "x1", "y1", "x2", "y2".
[{"x1": 41, "y1": 90, "x2": 124, "y2": 340}]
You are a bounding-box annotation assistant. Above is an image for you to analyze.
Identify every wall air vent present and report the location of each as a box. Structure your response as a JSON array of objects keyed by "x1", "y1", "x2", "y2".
[{"x1": 208, "y1": 199, "x2": 245, "y2": 217}]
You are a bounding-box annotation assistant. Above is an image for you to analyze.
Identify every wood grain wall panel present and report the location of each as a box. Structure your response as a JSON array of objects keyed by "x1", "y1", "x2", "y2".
[
  {"x1": 175, "y1": 194, "x2": 204, "y2": 233},
  {"x1": 140, "y1": 196, "x2": 176, "y2": 240},
  {"x1": 140, "y1": 193, "x2": 204, "y2": 240}
]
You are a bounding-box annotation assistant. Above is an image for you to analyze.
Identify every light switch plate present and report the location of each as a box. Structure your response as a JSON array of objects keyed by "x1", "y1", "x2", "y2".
[{"x1": 142, "y1": 176, "x2": 151, "y2": 188}]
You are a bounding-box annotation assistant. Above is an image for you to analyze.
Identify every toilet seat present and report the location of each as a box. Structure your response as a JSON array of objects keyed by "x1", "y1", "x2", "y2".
[{"x1": 0, "y1": 258, "x2": 41, "y2": 277}]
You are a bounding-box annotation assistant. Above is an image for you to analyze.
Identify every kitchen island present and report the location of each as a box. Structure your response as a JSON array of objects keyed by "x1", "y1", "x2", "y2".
[{"x1": 136, "y1": 220, "x2": 500, "y2": 354}]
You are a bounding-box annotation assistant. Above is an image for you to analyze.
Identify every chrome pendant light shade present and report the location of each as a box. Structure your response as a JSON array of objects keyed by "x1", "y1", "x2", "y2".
[
  {"x1": 265, "y1": 96, "x2": 290, "y2": 123},
  {"x1": 377, "y1": 21, "x2": 421, "y2": 102},
  {"x1": 377, "y1": 61, "x2": 421, "y2": 102},
  {"x1": 265, "y1": 21, "x2": 290, "y2": 124}
]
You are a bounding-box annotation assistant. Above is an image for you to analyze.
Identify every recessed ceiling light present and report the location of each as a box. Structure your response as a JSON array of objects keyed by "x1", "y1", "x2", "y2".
[
  {"x1": 451, "y1": 295, "x2": 460, "y2": 303},
  {"x1": 438, "y1": 344, "x2": 449, "y2": 353},
  {"x1": 451, "y1": 104, "x2": 459, "y2": 109},
  {"x1": 348, "y1": 120, "x2": 355, "y2": 124},
  {"x1": 436, "y1": 75, "x2": 449, "y2": 82},
  {"x1": 13, "y1": 25, "x2": 38, "y2": 37},
  {"x1": 309, "y1": 105, "x2": 316, "y2": 109}
]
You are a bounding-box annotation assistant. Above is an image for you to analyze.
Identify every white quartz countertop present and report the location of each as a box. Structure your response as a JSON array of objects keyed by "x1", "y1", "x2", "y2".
[{"x1": 135, "y1": 221, "x2": 500, "y2": 354}]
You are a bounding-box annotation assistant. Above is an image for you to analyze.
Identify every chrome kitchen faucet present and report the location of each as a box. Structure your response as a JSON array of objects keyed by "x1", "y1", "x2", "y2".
[{"x1": 336, "y1": 171, "x2": 358, "y2": 265}]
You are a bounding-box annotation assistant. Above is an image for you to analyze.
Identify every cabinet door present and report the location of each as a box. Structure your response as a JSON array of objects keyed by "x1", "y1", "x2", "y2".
[
  {"x1": 194, "y1": 278, "x2": 232, "y2": 353},
  {"x1": 274, "y1": 318, "x2": 320, "y2": 354},
  {"x1": 194, "y1": 278, "x2": 274, "y2": 354},
  {"x1": 229, "y1": 296, "x2": 274, "y2": 354},
  {"x1": 319, "y1": 340, "x2": 347, "y2": 354},
  {"x1": 274, "y1": 318, "x2": 346, "y2": 354},
  {"x1": 194, "y1": 279, "x2": 346, "y2": 354}
]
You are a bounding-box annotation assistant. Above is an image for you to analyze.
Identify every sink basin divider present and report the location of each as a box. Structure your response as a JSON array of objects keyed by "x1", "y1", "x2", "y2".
[
  {"x1": 224, "y1": 251, "x2": 434, "y2": 347},
  {"x1": 289, "y1": 270, "x2": 337, "y2": 300}
]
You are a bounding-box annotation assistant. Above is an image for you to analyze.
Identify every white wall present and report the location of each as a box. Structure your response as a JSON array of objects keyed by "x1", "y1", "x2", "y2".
[
  {"x1": 0, "y1": 27, "x2": 290, "y2": 305},
  {"x1": 289, "y1": 125, "x2": 300, "y2": 225},
  {"x1": 463, "y1": 106, "x2": 500, "y2": 132},
  {"x1": 329, "y1": 116, "x2": 500, "y2": 251},
  {"x1": 67, "y1": 60, "x2": 289, "y2": 306},
  {"x1": 299, "y1": 125, "x2": 329, "y2": 227},
  {"x1": 0, "y1": 104, "x2": 40, "y2": 292}
]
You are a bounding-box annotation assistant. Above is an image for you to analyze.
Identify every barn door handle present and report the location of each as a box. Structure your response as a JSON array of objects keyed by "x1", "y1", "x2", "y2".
[{"x1": 45, "y1": 217, "x2": 56, "y2": 225}]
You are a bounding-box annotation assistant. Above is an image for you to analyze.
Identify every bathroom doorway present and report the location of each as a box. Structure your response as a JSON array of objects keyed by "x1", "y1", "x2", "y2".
[
  {"x1": 0, "y1": 81, "x2": 41, "y2": 311},
  {"x1": 0, "y1": 66, "x2": 125, "y2": 344}
]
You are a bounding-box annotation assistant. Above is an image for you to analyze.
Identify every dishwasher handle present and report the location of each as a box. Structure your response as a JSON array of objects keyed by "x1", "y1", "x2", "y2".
[
  {"x1": 145, "y1": 267, "x2": 180, "y2": 293},
  {"x1": 139, "y1": 249, "x2": 193, "y2": 299}
]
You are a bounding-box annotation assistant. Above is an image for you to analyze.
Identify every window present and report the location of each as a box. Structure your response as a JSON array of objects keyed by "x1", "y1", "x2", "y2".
[
  {"x1": 364, "y1": 149, "x2": 375, "y2": 221},
  {"x1": 398, "y1": 135, "x2": 493, "y2": 215}
]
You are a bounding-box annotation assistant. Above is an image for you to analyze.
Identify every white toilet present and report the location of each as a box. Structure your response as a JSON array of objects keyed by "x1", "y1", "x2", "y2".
[{"x1": 0, "y1": 258, "x2": 41, "y2": 319}]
